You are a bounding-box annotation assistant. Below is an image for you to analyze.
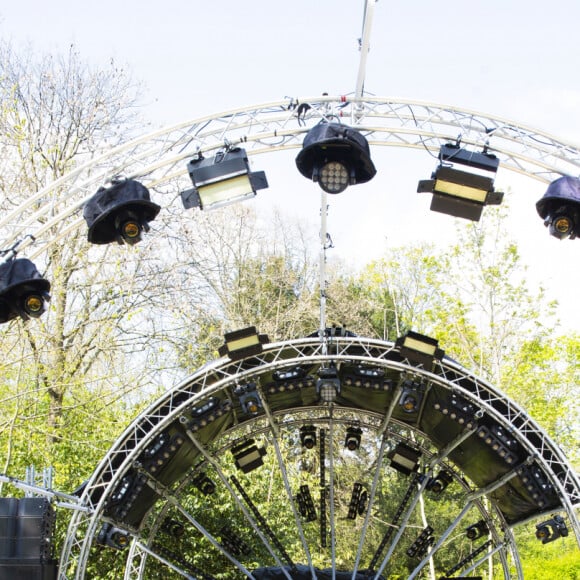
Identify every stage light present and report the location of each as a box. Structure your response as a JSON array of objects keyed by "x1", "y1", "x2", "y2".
[
  {"x1": 83, "y1": 179, "x2": 160, "y2": 245},
  {"x1": 344, "y1": 426, "x2": 363, "y2": 451},
  {"x1": 406, "y1": 526, "x2": 434, "y2": 558},
  {"x1": 192, "y1": 472, "x2": 216, "y2": 495},
  {"x1": 387, "y1": 442, "x2": 421, "y2": 476},
  {"x1": 219, "y1": 526, "x2": 252, "y2": 557},
  {"x1": 160, "y1": 518, "x2": 185, "y2": 538},
  {"x1": 183, "y1": 397, "x2": 232, "y2": 432},
  {"x1": 535, "y1": 515, "x2": 568, "y2": 544},
  {"x1": 218, "y1": 326, "x2": 269, "y2": 361},
  {"x1": 234, "y1": 382, "x2": 262, "y2": 415},
  {"x1": 465, "y1": 520, "x2": 489, "y2": 541},
  {"x1": 0, "y1": 258, "x2": 51, "y2": 323},
  {"x1": 316, "y1": 364, "x2": 341, "y2": 403},
  {"x1": 395, "y1": 330, "x2": 444, "y2": 370},
  {"x1": 518, "y1": 464, "x2": 556, "y2": 509},
  {"x1": 347, "y1": 483, "x2": 367, "y2": 520},
  {"x1": 476, "y1": 423, "x2": 518, "y2": 465},
  {"x1": 398, "y1": 381, "x2": 424, "y2": 414},
  {"x1": 426, "y1": 470, "x2": 453, "y2": 494},
  {"x1": 295, "y1": 121, "x2": 376, "y2": 194},
  {"x1": 300, "y1": 426, "x2": 317, "y2": 450},
  {"x1": 105, "y1": 472, "x2": 146, "y2": 521},
  {"x1": 181, "y1": 147, "x2": 268, "y2": 211},
  {"x1": 433, "y1": 393, "x2": 477, "y2": 429},
  {"x1": 268, "y1": 366, "x2": 315, "y2": 394},
  {"x1": 343, "y1": 365, "x2": 391, "y2": 391},
  {"x1": 418, "y1": 143, "x2": 503, "y2": 221},
  {"x1": 296, "y1": 485, "x2": 317, "y2": 522},
  {"x1": 536, "y1": 175, "x2": 580, "y2": 240},
  {"x1": 97, "y1": 523, "x2": 130, "y2": 550},
  {"x1": 231, "y1": 439, "x2": 267, "y2": 474},
  {"x1": 139, "y1": 431, "x2": 185, "y2": 475}
]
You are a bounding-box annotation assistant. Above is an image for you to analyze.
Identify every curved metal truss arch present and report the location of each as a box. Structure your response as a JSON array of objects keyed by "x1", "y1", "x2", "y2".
[
  {"x1": 1, "y1": 95, "x2": 579, "y2": 261},
  {"x1": 59, "y1": 335, "x2": 580, "y2": 579}
]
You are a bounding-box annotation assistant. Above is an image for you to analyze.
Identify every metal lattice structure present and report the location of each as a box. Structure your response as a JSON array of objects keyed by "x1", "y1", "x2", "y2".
[
  {"x1": 0, "y1": 96, "x2": 579, "y2": 579},
  {"x1": 1, "y1": 95, "x2": 579, "y2": 260},
  {"x1": 58, "y1": 335, "x2": 580, "y2": 578}
]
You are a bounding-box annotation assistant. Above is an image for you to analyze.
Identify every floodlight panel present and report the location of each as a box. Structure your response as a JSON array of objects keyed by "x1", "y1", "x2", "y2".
[
  {"x1": 391, "y1": 452, "x2": 417, "y2": 472},
  {"x1": 434, "y1": 179, "x2": 488, "y2": 202},
  {"x1": 198, "y1": 174, "x2": 255, "y2": 210},
  {"x1": 225, "y1": 333, "x2": 261, "y2": 353},
  {"x1": 402, "y1": 336, "x2": 437, "y2": 356}
]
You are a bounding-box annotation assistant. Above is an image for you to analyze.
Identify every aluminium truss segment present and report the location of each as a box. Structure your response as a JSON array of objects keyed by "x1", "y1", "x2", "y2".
[
  {"x1": 60, "y1": 335, "x2": 580, "y2": 579},
  {"x1": 1, "y1": 95, "x2": 579, "y2": 261}
]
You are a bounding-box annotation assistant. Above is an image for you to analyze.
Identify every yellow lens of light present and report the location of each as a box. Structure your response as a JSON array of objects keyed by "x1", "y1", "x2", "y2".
[
  {"x1": 24, "y1": 295, "x2": 43, "y2": 313},
  {"x1": 123, "y1": 221, "x2": 141, "y2": 238}
]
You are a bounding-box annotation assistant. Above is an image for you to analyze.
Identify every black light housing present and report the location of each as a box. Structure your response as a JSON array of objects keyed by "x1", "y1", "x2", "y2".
[
  {"x1": 295, "y1": 122, "x2": 376, "y2": 194},
  {"x1": 231, "y1": 439, "x2": 267, "y2": 474},
  {"x1": 535, "y1": 515, "x2": 568, "y2": 544},
  {"x1": 418, "y1": 144, "x2": 503, "y2": 221},
  {"x1": 426, "y1": 470, "x2": 453, "y2": 494},
  {"x1": 97, "y1": 523, "x2": 130, "y2": 550},
  {"x1": 83, "y1": 179, "x2": 160, "y2": 245},
  {"x1": 182, "y1": 147, "x2": 268, "y2": 211},
  {"x1": 300, "y1": 426, "x2": 317, "y2": 450},
  {"x1": 344, "y1": 426, "x2": 363, "y2": 451},
  {"x1": 0, "y1": 258, "x2": 51, "y2": 323},
  {"x1": 536, "y1": 175, "x2": 580, "y2": 240},
  {"x1": 387, "y1": 442, "x2": 421, "y2": 476},
  {"x1": 234, "y1": 382, "x2": 262, "y2": 415},
  {"x1": 316, "y1": 364, "x2": 341, "y2": 403},
  {"x1": 465, "y1": 520, "x2": 489, "y2": 541}
]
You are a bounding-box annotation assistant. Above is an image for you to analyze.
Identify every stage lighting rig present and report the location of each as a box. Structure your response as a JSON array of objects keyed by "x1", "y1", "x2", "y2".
[
  {"x1": 536, "y1": 175, "x2": 580, "y2": 240},
  {"x1": 418, "y1": 143, "x2": 503, "y2": 221},
  {"x1": 83, "y1": 179, "x2": 160, "y2": 245},
  {"x1": 295, "y1": 121, "x2": 376, "y2": 193}
]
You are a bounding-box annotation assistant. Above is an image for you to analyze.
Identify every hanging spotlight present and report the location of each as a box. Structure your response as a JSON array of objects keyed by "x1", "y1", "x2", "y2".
[
  {"x1": 316, "y1": 364, "x2": 341, "y2": 403},
  {"x1": 300, "y1": 426, "x2": 317, "y2": 450},
  {"x1": 181, "y1": 147, "x2": 268, "y2": 211},
  {"x1": 536, "y1": 175, "x2": 580, "y2": 240},
  {"x1": 535, "y1": 515, "x2": 568, "y2": 544},
  {"x1": 234, "y1": 382, "x2": 262, "y2": 415},
  {"x1": 0, "y1": 258, "x2": 50, "y2": 323},
  {"x1": 192, "y1": 472, "x2": 216, "y2": 495},
  {"x1": 160, "y1": 518, "x2": 185, "y2": 538},
  {"x1": 418, "y1": 143, "x2": 503, "y2": 221},
  {"x1": 344, "y1": 426, "x2": 363, "y2": 451},
  {"x1": 295, "y1": 121, "x2": 376, "y2": 194},
  {"x1": 426, "y1": 470, "x2": 453, "y2": 494},
  {"x1": 347, "y1": 483, "x2": 368, "y2": 520},
  {"x1": 231, "y1": 439, "x2": 267, "y2": 474},
  {"x1": 395, "y1": 330, "x2": 444, "y2": 371},
  {"x1": 83, "y1": 179, "x2": 160, "y2": 245},
  {"x1": 218, "y1": 326, "x2": 269, "y2": 361},
  {"x1": 387, "y1": 442, "x2": 421, "y2": 476},
  {"x1": 398, "y1": 380, "x2": 424, "y2": 415},
  {"x1": 465, "y1": 520, "x2": 489, "y2": 541},
  {"x1": 97, "y1": 523, "x2": 130, "y2": 550}
]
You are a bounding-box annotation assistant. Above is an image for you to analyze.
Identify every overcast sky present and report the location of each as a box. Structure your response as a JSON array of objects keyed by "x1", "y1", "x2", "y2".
[{"x1": 1, "y1": 0, "x2": 579, "y2": 331}]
